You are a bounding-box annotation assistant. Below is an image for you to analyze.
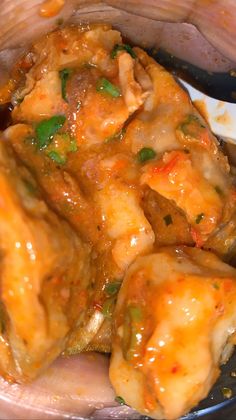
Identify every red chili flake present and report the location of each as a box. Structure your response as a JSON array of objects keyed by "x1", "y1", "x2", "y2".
[
  {"x1": 199, "y1": 130, "x2": 211, "y2": 149},
  {"x1": 223, "y1": 279, "x2": 233, "y2": 293},
  {"x1": 93, "y1": 301, "x2": 103, "y2": 311},
  {"x1": 152, "y1": 153, "x2": 180, "y2": 175},
  {"x1": 190, "y1": 227, "x2": 204, "y2": 248},
  {"x1": 171, "y1": 363, "x2": 180, "y2": 374}
]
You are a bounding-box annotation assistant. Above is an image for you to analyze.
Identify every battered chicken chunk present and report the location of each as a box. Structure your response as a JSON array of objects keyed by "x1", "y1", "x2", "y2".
[
  {"x1": 0, "y1": 140, "x2": 91, "y2": 382},
  {"x1": 110, "y1": 247, "x2": 236, "y2": 419}
]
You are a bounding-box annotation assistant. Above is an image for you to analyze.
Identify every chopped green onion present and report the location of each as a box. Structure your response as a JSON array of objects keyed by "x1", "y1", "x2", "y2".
[
  {"x1": 105, "y1": 281, "x2": 122, "y2": 296},
  {"x1": 122, "y1": 305, "x2": 143, "y2": 361},
  {"x1": 213, "y1": 283, "x2": 220, "y2": 290},
  {"x1": 102, "y1": 297, "x2": 115, "y2": 318},
  {"x1": 105, "y1": 128, "x2": 126, "y2": 143},
  {"x1": 222, "y1": 387, "x2": 233, "y2": 399},
  {"x1": 195, "y1": 213, "x2": 204, "y2": 224},
  {"x1": 56, "y1": 133, "x2": 78, "y2": 153},
  {"x1": 129, "y1": 305, "x2": 142, "y2": 323},
  {"x1": 96, "y1": 78, "x2": 121, "y2": 98},
  {"x1": 178, "y1": 114, "x2": 205, "y2": 137},
  {"x1": 59, "y1": 68, "x2": 72, "y2": 102},
  {"x1": 111, "y1": 44, "x2": 137, "y2": 59},
  {"x1": 47, "y1": 150, "x2": 66, "y2": 165},
  {"x1": 137, "y1": 147, "x2": 156, "y2": 163},
  {"x1": 35, "y1": 115, "x2": 66, "y2": 149},
  {"x1": 115, "y1": 396, "x2": 126, "y2": 405},
  {"x1": 163, "y1": 214, "x2": 173, "y2": 226},
  {"x1": 68, "y1": 137, "x2": 78, "y2": 152}
]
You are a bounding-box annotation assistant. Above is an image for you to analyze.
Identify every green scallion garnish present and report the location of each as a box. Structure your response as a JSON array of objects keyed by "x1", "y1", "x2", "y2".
[
  {"x1": 105, "y1": 281, "x2": 121, "y2": 296},
  {"x1": 68, "y1": 137, "x2": 78, "y2": 152},
  {"x1": 102, "y1": 297, "x2": 115, "y2": 318},
  {"x1": 111, "y1": 44, "x2": 136, "y2": 59},
  {"x1": 59, "y1": 68, "x2": 72, "y2": 102},
  {"x1": 47, "y1": 150, "x2": 66, "y2": 165},
  {"x1": 35, "y1": 115, "x2": 66, "y2": 149},
  {"x1": 128, "y1": 305, "x2": 142, "y2": 323},
  {"x1": 96, "y1": 78, "x2": 121, "y2": 98},
  {"x1": 115, "y1": 396, "x2": 126, "y2": 405},
  {"x1": 137, "y1": 147, "x2": 156, "y2": 163}
]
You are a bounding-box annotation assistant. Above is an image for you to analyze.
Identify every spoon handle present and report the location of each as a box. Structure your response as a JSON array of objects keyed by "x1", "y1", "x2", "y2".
[{"x1": 179, "y1": 78, "x2": 236, "y2": 142}]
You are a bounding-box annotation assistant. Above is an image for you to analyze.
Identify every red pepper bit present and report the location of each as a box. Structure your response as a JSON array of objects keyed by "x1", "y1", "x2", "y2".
[
  {"x1": 223, "y1": 278, "x2": 234, "y2": 293},
  {"x1": 93, "y1": 301, "x2": 103, "y2": 311},
  {"x1": 199, "y1": 130, "x2": 211, "y2": 149},
  {"x1": 190, "y1": 227, "x2": 204, "y2": 248},
  {"x1": 171, "y1": 363, "x2": 180, "y2": 374},
  {"x1": 152, "y1": 152, "x2": 182, "y2": 175}
]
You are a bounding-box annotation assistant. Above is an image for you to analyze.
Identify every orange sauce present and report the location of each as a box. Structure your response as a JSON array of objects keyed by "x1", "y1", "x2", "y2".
[
  {"x1": 0, "y1": 79, "x2": 16, "y2": 105},
  {"x1": 214, "y1": 110, "x2": 232, "y2": 126},
  {"x1": 39, "y1": 0, "x2": 65, "y2": 18},
  {"x1": 193, "y1": 99, "x2": 209, "y2": 123}
]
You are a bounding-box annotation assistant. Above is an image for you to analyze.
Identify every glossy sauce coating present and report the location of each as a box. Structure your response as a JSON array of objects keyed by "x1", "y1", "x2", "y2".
[
  {"x1": 110, "y1": 247, "x2": 236, "y2": 419},
  {"x1": 0, "y1": 24, "x2": 236, "y2": 419},
  {"x1": 39, "y1": 0, "x2": 65, "y2": 18}
]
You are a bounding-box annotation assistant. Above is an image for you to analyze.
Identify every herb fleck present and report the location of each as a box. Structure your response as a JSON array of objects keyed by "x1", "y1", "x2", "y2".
[
  {"x1": 35, "y1": 115, "x2": 66, "y2": 149},
  {"x1": 111, "y1": 44, "x2": 137, "y2": 59},
  {"x1": 102, "y1": 297, "x2": 116, "y2": 318},
  {"x1": 195, "y1": 213, "x2": 204, "y2": 224},
  {"x1": 105, "y1": 281, "x2": 121, "y2": 296},
  {"x1": 163, "y1": 214, "x2": 173, "y2": 226},
  {"x1": 47, "y1": 150, "x2": 66, "y2": 165},
  {"x1": 96, "y1": 78, "x2": 120, "y2": 98},
  {"x1": 59, "y1": 68, "x2": 72, "y2": 102},
  {"x1": 137, "y1": 147, "x2": 156, "y2": 163},
  {"x1": 115, "y1": 396, "x2": 126, "y2": 405}
]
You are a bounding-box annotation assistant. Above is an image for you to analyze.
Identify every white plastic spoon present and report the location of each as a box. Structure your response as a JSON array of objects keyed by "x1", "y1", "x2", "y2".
[{"x1": 179, "y1": 78, "x2": 236, "y2": 143}]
